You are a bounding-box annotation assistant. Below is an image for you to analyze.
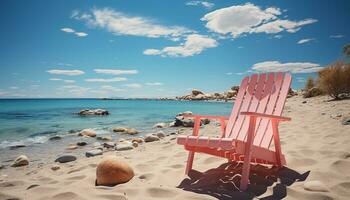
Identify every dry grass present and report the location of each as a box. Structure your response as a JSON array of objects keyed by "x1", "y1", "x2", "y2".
[
  {"x1": 318, "y1": 61, "x2": 350, "y2": 99},
  {"x1": 304, "y1": 77, "x2": 315, "y2": 91}
]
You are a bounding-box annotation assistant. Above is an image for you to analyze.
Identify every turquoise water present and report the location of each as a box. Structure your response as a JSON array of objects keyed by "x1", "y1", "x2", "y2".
[{"x1": 0, "y1": 99, "x2": 233, "y2": 148}]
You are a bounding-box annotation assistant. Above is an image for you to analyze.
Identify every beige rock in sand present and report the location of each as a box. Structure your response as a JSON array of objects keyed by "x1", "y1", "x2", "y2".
[
  {"x1": 11, "y1": 155, "x2": 29, "y2": 167},
  {"x1": 96, "y1": 158, "x2": 134, "y2": 186},
  {"x1": 78, "y1": 129, "x2": 96, "y2": 137}
]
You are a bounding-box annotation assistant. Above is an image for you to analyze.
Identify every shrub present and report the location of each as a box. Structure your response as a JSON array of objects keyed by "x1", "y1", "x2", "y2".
[
  {"x1": 318, "y1": 61, "x2": 350, "y2": 99},
  {"x1": 304, "y1": 77, "x2": 315, "y2": 91}
]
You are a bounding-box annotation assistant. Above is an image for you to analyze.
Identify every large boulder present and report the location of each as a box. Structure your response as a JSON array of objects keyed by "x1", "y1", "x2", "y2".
[
  {"x1": 79, "y1": 109, "x2": 109, "y2": 116},
  {"x1": 192, "y1": 94, "x2": 207, "y2": 100},
  {"x1": 191, "y1": 89, "x2": 203, "y2": 96},
  {"x1": 78, "y1": 129, "x2": 96, "y2": 137},
  {"x1": 96, "y1": 158, "x2": 134, "y2": 186},
  {"x1": 11, "y1": 155, "x2": 29, "y2": 167},
  {"x1": 176, "y1": 111, "x2": 193, "y2": 117},
  {"x1": 226, "y1": 90, "x2": 237, "y2": 98},
  {"x1": 231, "y1": 86, "x2": 239, "y2": 92}
]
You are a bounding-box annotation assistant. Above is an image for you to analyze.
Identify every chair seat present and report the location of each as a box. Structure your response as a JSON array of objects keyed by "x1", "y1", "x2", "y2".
[{"x1": 177, "y1": 135, "x2": 235, "y2": 150}]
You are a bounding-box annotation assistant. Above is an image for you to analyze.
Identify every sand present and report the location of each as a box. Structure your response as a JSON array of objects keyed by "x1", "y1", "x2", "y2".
[{"x1": 0, "y1": 95, "x2": 350, "y2": 200}]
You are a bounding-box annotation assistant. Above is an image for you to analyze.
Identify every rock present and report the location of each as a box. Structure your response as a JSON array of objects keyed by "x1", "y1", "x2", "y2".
[
  {"x1": 113, "y1": 127, "x2": 128, "y2": 133},
  {"x1": 93, "y1": 142, "x2": 103, "y2": 149},
  {"x1": 11, "y1": 155, "x2": 29, "y2": 167},
  {"x1": 131, "y1": 138, "x2": 144, "y2": 144},
  {"x1": 341, "y1": 115, "x2": 350, "y2": 125},
  {"x1": 78, "y1": 109, "x2": 109, "y2": 116},
  {"x1": 302, "y1": 101, "x2": 307, "y2": 104},
  {"x1": 132, "y1": 141, "x2": 138, "y2": 148},
  {"x1": 55, "y1": 155, "x2": 77, "y2": 163},
  {"x1": 27, "y1": 184, "x2": 40, "y2": 190},
  {"x1": 231, "y1": 86, "x2": 239, "y2": 92},
  {"x1": 116, "y1": 142, "x2": 134, "y2": 151},
  {"x1": 144, "y1": 134, "x2": 160, "y2": 143},
  {"x1": 176, "y1": 111, "x2": 193, "y2": 116},
  {"x1": 153, "y1": 122, "x2": 167, "y2": 128},
  {"x1": 49, "y1": 135, "x2": 62, "y2": 141},
  {"x1": 201, "y1": 118, "x2": 210, "y2": 125},
  {"x1": 51, "y1": 165, "x2": 60, "y2": 171},
  {"x1": 303, "y1": 181, "x2": 329, "y2": 192},
  {"x1": 192, "y1": 94, "x2": 207, "y2": 100},
  {"x1": 226, "y1": 90, "x2": 237, "y2": 98},
  {"x1": 126, "y1": 128, "x2": 138, "y2": 135},
  {"x1": 287, "y1": 88, "x2": 297, "y2": 98},
  {"x1": 169, "y1": 121, "x2": 176, "y2": 127},
  {"x1": 86, "y1": 149, "x2": 103, "y2": 157},
  {"x1": 103, "y1": 142, "x2": 115, "y2": 148},
  {"x1": 9, "y1": 142, "x2": 26, "y2": 150},
  {"x1": 66, "y1": 144, "x2": 78, "y2": 150},
  {"x1": 77, "y1": 141, "x2": 87, "y2": 146},
  {"x1": 97, "y1": 135, "x2": 112, "y2": 141},
  {"x1": 182, "y1": 118, "x2": 195, "y2": 127},
  {"x1": 78, "y1": 129, "x2": 96, "y2": 137},
  {"x1": 96, "y1": 158, "x2": 134, "y2": 186},
  {"x1": 303, "y1": 87, "x2": 323, "y2": 98},
  {"x1": 156, "y1": 131, "x2": 166, "y2": 138},
  {"x1": 191, "y1": 89, "x2": 203, "y2": 96}
]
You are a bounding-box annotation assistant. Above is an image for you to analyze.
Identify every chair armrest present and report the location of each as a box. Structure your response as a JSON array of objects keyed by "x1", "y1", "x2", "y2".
[
  {"x1": 240, "y1": 112, "x2": 291, "y2": 122},
  {"x1": 182, "y1": 114, "x2": 229, "y2": 120}
]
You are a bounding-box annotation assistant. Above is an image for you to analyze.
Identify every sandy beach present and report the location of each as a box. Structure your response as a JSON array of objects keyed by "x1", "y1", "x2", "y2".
[{"x1": 0, "y1": 95, "x2": 350, "y2": 200}]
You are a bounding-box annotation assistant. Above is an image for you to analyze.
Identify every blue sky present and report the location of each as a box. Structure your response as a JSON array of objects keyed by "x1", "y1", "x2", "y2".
[{"x1": 0, "y1": 0, "x2": 349, "y2": 98}]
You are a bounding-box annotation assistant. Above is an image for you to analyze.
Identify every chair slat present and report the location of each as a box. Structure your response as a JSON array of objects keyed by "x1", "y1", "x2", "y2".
[
  {"x1": 237, "y1": 74, "x2": 267, "y2": 141},
  {"x1": 230, "y1": 74, "x2": 258, "y2": 139},
  {"x1": 263, "y1": 73, "x2": 292, "y2": 148},
  {"x1": 224, "y1": 76, "x2": 249, "y2": 137},
  {"x1": 257, "y1": 72, "x2": 284, "y2": 148},
  {"x1": 252, "y1": 73, "x2": 276, "y2": 146}
]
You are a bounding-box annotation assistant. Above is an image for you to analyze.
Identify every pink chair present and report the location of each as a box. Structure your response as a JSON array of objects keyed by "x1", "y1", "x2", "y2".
[{"x1": 177, "y1": 72, "x2": 292, "y2": 190}]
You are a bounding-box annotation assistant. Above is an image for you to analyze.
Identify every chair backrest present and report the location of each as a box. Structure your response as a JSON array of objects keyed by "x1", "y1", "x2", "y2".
[{"x1": 224, "y1": 72, "x2": 292, "y2": 149}]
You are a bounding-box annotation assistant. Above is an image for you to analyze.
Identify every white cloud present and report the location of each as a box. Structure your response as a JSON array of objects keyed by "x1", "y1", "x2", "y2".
[
  {"x1": 10, "y1": 86, "x2": 19, "y2": 89},
  {"x1": 296, "y1": 77, "x2": 306, "y2": 83},
  {"x1": 201, "y1": 3, "x2": 317, "y2": 38},
  {"x1": 61, "y1": 27, "x2": 88, "y2": 37},
  {"x1": 124, "y1": 83, "x2": 142, "y2": 89},
  {"x1": 274, "y1": 35, "x2": 282, "y2": 39},
  {"x1": 61, "y1": 28, "x2": 75, "y2": 33},
  {"x1": 144, "y1": 34, "x2": 217, "y2": 57},
  {"x1": 47, "y1": 69, "x2": 85, "y2": 76},
  {"x1": 297, "y1": 38, "x2": 315, "y2": 44},
  {"x1": 74, "y1": 32, "x2": 88, "y2": 37},
  {"x1": 49, "y1": 78, "x2": 62, "y2": 81},
  {"x1": 330, "y1": 35, "x2": 344, "y2": 39},
  {"x1": 226, "y1": 72, "x2": 233, "y2": 75},
  {"x1": 94, "y1": 69, "x2": 138, "y2": 75},
  {"x1": 74, "y1": 8, "x2": 193, "y2": 40},
  {"x1": 186, "y1": 1, "x2": 214, "y2": 9},
  {"x1": 59, "y1": 85, "x2": 90, "y2": 95},
  {"x1": 100, "y1": 85, "x2": 125, "y2": 92},
  {"x1": 146, "y1": 82, "x2": 163, "y2": 86},
  {"x1": 85, "y1": 77, "x2": 127, "y2": 82},
  {"x1": 58, "y1": 63, "x2": 74, "y2": 66},
  {"x1": 251, "y1": 61, "x2": 323, "y2": 73}
]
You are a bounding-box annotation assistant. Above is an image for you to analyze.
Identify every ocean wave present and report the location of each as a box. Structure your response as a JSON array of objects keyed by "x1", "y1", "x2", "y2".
[{"x1": 0, "y1": 136, "x2": 48, "y2": 149}]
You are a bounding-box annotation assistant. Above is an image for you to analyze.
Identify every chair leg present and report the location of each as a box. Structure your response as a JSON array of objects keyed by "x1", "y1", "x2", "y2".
[
  {"x1": 185, "y1": 151, "x2": 195, "y2": 175},
  {"x1": 240, "y1": 116, "x2": 256, "y2": 191}
]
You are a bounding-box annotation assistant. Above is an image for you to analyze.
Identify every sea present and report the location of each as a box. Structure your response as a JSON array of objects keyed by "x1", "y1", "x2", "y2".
[{"x1": 0, "y1": 99, "x2": 233, "y2": 163}]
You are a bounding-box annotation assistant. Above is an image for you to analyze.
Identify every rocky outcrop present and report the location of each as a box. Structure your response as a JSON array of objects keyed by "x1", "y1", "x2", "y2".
[
  {"x1": 11, "y1": 155, "x2": 29, "y2": 167},
  {"x1": 78, "y1": 109, "x2": 109, "y2": 116},
  {"x1": 303, "y1": 87, "x2": 323, "y2": 98},
  {"x1": 173, "y1": 115, "x2": 210, "y2": 127},
  {"x1": 176, "y1": 87, "x2": 239, "y2": 101},
  {"x1": 96, "y1": 158, "x2": 134, "y2": 186}
]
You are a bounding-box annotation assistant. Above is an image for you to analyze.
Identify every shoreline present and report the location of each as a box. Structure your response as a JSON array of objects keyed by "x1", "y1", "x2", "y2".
[{"x1": 0, "y1": 95, "x2": 350, "y2": 199}]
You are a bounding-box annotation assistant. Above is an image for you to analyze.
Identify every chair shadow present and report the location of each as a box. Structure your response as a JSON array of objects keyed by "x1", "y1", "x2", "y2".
[{"x1": 177, "y1": 162, "x2": 310, "y2": 200}]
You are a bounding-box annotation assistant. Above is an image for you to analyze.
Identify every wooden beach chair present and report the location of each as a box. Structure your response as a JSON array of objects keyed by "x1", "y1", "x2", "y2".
[{"x1": 177, "y1": 72, "x2": 292, "y2": 190}]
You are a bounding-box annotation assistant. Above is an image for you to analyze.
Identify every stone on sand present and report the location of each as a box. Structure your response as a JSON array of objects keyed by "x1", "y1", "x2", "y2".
[
  {"x1": 144, "y1": 134, "x2": 160, "y2": 143},
  {"x1": 66, "y1": 144, "x2": 78, "y2": 150},
  {"x1": 116, "y1": 141, "x2": 134, "y2": 151},
  {"x1": 77, "y1": 141, "x2": 87, "y2": 146},
  {"x1": 303, "y1": 181, "x2": 329, "y2": 192},
  {"x1": 78, "y1": 129, "x2": 96, "y2": 137},
  {"x1": 96, "y1": 158, "x2": 134, "y2": 186},
  {"x1": 55, "y1": 155, "x2": 77, "y2": 163},
  {"x1": 103, "y1": 142, "x2": 116, "y2": 148},
  {"x1": 112, "y1": 127, "x2": 128, "y2": 133},
  {"x1": 51, "y1": 164, "x2": 60, "y2": 171},
  {"x1": 126, "y1": 128, "x2": 138, "y2": 135},
  {"x1": 153, "y1": 122, "x2": 167, "y2": 128},
  {"x1": 11, "y1": 155, "x2": 29, "y2": 167},
  {"x1": 86, "y1": 149, "x2": 103, "y2": 157},
  {"x1": 131, "y1": 138, "x2": 144, "y2": 144},
  {"x1": 97, "y1": 135, "x2": 112, "y2": 141},
  {"x1": 156, "y1": 131, "x2": 166, "y2": 138}
]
